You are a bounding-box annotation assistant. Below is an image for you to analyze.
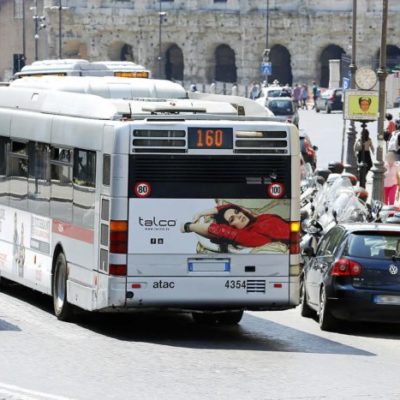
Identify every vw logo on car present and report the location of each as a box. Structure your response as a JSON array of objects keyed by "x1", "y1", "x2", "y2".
[{"x1": 388, "y1": 265, "x2": 399, "y2": 275}]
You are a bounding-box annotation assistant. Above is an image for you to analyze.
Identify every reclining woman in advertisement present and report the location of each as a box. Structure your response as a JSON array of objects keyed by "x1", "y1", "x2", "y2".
[{"x1": 180, "y1": 203, "x2": 289, "y2": 251}]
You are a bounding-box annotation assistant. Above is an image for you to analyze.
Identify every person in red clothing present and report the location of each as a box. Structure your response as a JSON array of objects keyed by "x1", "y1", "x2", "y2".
[{"x1": 181, "y1": 203, "x2": 289, "y2": 248}]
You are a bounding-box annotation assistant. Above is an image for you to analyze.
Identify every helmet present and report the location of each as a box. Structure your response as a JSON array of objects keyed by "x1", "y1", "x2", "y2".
[{"x1": 328, "y1": 162, "x2": 344, "y2": 174}]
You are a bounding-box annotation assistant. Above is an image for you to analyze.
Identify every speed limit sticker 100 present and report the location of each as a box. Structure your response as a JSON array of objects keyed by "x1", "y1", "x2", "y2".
[
  {"x1": 134, "y1": 182, "x2": 152, "y2": 198},
  {"x1": 267, "y1": 182, "x2": 285, "y2": 199}
]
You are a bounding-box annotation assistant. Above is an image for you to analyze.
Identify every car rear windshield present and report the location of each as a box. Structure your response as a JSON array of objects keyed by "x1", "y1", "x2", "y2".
[
  {"x1": 266, "y1": 89, "x2": 282, "y2": 97},
  {"x1": 346, "y1": 233, "x2": 400, "y2": 259},
  {"x1": 267, "y1": 99, "x2": 294, "y2": 115}
]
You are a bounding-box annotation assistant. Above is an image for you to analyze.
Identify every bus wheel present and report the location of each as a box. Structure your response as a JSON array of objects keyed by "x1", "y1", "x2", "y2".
[
  {"x1": 216, "y1": 310, "x2": 244, "y2": 326},
  {"x1": 53, "y1": 252, "x2": 74, "y2": 321},
  {"x1": 192, "y1": 312, "x2": 218, "y2": 325}
]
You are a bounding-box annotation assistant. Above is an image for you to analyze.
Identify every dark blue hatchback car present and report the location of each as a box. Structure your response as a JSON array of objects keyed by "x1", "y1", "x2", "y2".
[{"x1": 301, "y1": 223, "x2": 400, "y2": 331}]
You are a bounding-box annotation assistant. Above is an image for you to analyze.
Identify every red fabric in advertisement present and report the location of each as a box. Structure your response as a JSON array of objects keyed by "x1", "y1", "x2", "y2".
[{"x1": 208, "y1": 214, "x2": 289, "y2": 247}]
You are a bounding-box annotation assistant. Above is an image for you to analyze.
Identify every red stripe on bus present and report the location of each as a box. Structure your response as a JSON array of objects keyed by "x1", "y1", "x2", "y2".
[{"x1": 52, "y1": 220, "x2": 94, "y2": 244}]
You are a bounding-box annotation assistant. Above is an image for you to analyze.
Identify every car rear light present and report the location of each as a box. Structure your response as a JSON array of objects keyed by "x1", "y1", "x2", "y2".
[
  {"x1": 290, "y1": 222, "x2": 300, "y2": 254},
  {"x1": 331, "y1": 258, "x2": 362, "y2": 277},
  {"x1": 109, "y1": 264, "x2": 127, "y2": 276},
  {"x1": 110, "y1": 220, "x2": 128, "y2": 253}
]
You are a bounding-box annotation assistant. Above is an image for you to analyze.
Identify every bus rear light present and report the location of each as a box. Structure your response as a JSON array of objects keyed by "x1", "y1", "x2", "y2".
[
  {"x1": 109, "y1": 264, "x2": 127, "y2": 276},
  {"x1": 110, "y1": 220, "x2": 128, "y2": 254},
  {"x1": 131, "y1": 283, "x2": 142, "y2": 289},
  {"x1": 290, "y1": 222, "x2": 300, "y2": 254},
  {"x1": 273, "y1": 283, "x2": 283, "y2": 288}
]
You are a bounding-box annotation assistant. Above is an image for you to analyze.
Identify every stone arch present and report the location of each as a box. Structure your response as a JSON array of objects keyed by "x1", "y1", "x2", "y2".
[
  {"x1": 63, "y1": 40, "x2": 87, "y2": 59},
  {"x1": 165, "y1": 44, "x2": 184, "y2": 81},
  {"x1": 215, "y1": 44, "x2": 237, "y2": 83},
  {"x1": 108, "y1": 41, "x2": 134, "y2": 61},
  {"x1": 269, "y1": 45, "x2": 293, "y2": 86},
  {"x1": 376, "y1": 45, "x2": 400, "y2": 70},
  {"x1": 319, "y1": 44, "x2": 345, "y2": 87}
]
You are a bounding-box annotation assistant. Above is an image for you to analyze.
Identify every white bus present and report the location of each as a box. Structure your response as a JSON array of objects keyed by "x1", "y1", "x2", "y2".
[
  {"x1": 0, "y1": 83, "x2": 300, "y2": 324},
  {"x1": 11, "y1": 76, "x2": 186, "y2": 101},
  {"x1": 15, "y1": 59, "x2": 150, "y2": 79}
]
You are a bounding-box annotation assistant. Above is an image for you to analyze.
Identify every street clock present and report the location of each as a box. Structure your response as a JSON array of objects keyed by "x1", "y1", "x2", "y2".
[{"x1": 355, "y1": 67, "x2": 378, "y2": 90}]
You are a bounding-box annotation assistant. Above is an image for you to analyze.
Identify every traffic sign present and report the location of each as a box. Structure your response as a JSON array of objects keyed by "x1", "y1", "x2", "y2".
[
  {"x1": 261, "y1": 62, "x2": 272, "y2": 76},
  {"x1": 342, "y1": 77, "x2": 350, "y2": 90},
  {"x1": 267, "y1": 183, "x2": 285, "y2": 199},
  {"x1": 134, "y1": 182, "x2": 152, "y2": 198}
]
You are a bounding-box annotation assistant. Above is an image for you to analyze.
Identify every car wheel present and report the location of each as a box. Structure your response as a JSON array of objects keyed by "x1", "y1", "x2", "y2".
[
  {"x1": 318, "y1": 286, "x2": 339, "y2": 332},
  {"x1": 300, "y1": 281, "x2": 315, "y2": 318},
  {"x1": 53, "y1": 252, "x2": 74, "y2": 321},
  {"x1": 326, "y1": 105, "x2": 332, "y2": 114},
  {"x1": 315, "y1": 107, "x2": 320, "y2": 113}
]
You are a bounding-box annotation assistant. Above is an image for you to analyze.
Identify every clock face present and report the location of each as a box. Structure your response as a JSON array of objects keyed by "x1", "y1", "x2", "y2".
[{"x1": 355, "y1": 67, "x2": 377, "y2": 90}]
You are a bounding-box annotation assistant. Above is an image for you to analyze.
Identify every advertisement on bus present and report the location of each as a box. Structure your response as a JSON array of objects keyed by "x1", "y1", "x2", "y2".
[
  {"x1": 0, "y1": 206, "x2": 51, "y2": 281},
  {"x1": 129, "y1": 198, "x2": 290, "y2": 255}
]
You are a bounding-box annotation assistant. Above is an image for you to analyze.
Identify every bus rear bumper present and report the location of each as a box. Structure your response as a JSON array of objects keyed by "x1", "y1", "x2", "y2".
[{"x1": 103, "y1": 275, "x2": 300, "y2": 312}]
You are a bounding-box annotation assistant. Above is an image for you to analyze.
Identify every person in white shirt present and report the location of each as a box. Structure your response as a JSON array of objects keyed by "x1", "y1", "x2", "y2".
[{"x1": 384, "y1": 151, "x2": 400, "y2": 205}]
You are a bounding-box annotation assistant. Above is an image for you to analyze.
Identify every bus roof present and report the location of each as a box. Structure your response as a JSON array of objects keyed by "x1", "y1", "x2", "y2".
[
  {"x1": 92, "y1": 61, "x2": 148, "y2": 72},
  {"x1": 15, "y1": 59, "x2": 113, "y2": 77},
  {"x1": 11, "y1": 76, "x2": 187, "y2": 100},
  {"x1": 0, "y1": 85, "x2": 278, "y2": 122}
]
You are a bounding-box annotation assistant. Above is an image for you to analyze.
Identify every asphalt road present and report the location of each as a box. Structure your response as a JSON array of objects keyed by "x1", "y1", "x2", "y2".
[{"x1": 1, "y1": 280, "x2": 400, "y2": 400}]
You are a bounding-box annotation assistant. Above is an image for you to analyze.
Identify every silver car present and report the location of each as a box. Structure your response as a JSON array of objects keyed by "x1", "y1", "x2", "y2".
[{"x1": 265, "y1": 97, "x2": 299, "y2": 127}]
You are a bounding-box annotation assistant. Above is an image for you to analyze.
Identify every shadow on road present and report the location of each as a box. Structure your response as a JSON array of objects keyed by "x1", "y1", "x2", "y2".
[
  {"x1": 0, "y1": 318, "x2": 21, "y2": 332},
  {"x1": 0, "y1": 281, "x2": 393, "y2": 355}
]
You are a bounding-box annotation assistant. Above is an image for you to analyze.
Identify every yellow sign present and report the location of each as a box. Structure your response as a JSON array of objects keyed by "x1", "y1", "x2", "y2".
[
  {"x1": 114, "y1": 71, "x2": 149, "y2": 78},
  {"x1": 344, "y1": 90, "x2": 379, "y2": 120}
]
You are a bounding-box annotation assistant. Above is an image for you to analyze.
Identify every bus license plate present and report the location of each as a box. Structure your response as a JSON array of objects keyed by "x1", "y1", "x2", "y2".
[
  {"x1": 188, "y1": 259, "x2": 230, "y2": 272},
  {"x1": 373, "y1": 295, "x2": 400, "y2": 305}
]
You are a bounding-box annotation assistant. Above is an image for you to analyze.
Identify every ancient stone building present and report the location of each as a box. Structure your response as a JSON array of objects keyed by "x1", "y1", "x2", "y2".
[{"x1": 1, "y1": 0, "x2": 400, "y2": 87}]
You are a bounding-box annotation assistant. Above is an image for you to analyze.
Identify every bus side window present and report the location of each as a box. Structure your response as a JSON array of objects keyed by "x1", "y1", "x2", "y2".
[
  {"x1": 28, "y1": 142, "x2": 50, "y2": 217},
  {"x1": 50, "y1": 147, "x2": 73, "y2": 223},
  {"x1": 0, "y1": 136, "x2": 9, "y2": 205},
  {"x1": 8, "y1": 141, "x2": 28, "y2": 211},
  {"x1": 73, "y1": 149, "x2": 96, "y2": 228},
  {"x1": 103, "y1": 154, "x2": 111, "y2": 186}
]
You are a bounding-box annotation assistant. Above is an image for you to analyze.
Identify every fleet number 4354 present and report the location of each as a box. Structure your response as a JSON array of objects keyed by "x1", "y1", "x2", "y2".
[{"x1": 225, "y1": 280, "x2": 246, "y2": 289}]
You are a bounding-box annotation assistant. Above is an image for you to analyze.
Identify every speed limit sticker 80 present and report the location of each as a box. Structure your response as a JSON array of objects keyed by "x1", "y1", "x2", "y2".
[
  {"x1": 267, "y1": 182, "x2": 285, "y2": 199},
  {"x1": 134, "y1": 182, "x2": 152, "y2": 198}
]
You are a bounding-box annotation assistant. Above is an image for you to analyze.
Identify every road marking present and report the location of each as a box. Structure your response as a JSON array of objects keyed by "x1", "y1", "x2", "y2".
[{"x1": 0, "y1": 382, "x2": 75, "y2": 400}]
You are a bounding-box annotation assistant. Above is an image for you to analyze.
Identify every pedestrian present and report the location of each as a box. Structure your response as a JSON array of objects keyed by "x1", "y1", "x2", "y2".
[
  {"x1": 312, "y1": 81, "x2": 319, "y2": 110},
  {"x1": 301, "y1": 84, "x2": 308, "y2": 109},
  {"x1": 231, "y1": 83, "x2": 238, "y2": 96},
  {"x1": 292, "y1": 84, "x2": 301, "y2": 108},
  {"x1": 354, "y1": 128, "x2": 375, "y2": 176},
  {"x1": 384, "y1": 151, "x2": 400, "y2": 205},
  {"x1": 388, "y1": 120, "x2": 400, "y2": 161},
  {"x1": 384, "y1": 113, "x2": 396, "y2": 141},
  {"x1": 249, "y1": 81, "x2": 260, "y2": 100},
  {"x1": 209, "y1": 81, "x2": 216, "y2": 94},
  {"x1": 190, "y1": 83, "x2": 198, "y2": 92}
]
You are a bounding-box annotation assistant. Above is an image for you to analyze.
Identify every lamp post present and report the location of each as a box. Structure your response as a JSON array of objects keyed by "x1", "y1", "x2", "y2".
[
  {"x1": 58, "y1": 0, "x2": 62, "y2": 58},
  {"x1": 48, "y1": 2, "x2": 69, "y2": 59},
  {"x1": 31, "y1": 0, "x2": 46, "y2": 61},
  {"x1": 158, "y1": 0, "x2": 167, "y2": 79},
  {"x1": 371, "y1": 0, "x2": 389, "y2": 202},
  {"x1": 345, "y1": 0, "x2": 358, "y2": 175},
  {"x1": 261, "y1": 0, "x2": 271, "y2": 84}
]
